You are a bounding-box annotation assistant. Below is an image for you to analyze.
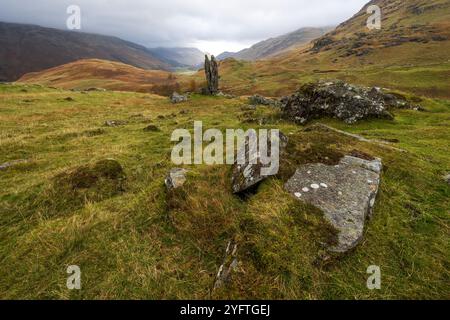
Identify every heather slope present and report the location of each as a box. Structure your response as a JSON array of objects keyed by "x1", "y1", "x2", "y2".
[{"x1": 18, "y1": 59, "x2": 184, "y2": 94}]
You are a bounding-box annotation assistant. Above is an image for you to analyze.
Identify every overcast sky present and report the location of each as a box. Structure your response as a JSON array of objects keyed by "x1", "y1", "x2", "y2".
[{"x1": 0, "y1": 0, "x2": 369, "y2": 55}]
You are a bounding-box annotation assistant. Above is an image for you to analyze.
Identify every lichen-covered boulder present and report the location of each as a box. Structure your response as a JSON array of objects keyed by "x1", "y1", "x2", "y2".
[
  {"x1": 285, "y1": 155, "x2": 382, "y2": 253},
  {"x1": 281, "y1": 81, "x2": 421, "y2": 124}
]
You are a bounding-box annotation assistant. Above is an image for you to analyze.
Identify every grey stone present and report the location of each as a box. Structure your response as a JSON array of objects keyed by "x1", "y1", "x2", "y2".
[
  {"x1": 165, "y1": 168, "x2": 188, "y2": 190},
  {"x1": 213, "y1": 240, "x2": 239, "y2": 290},
  {"x1": 217, "y1": 92, "x2": 235, "y2": 99},
  {"x1": 285, "y1": 156, "x2": 382, "y2": 253},
  {"x1": 204, "y1": 55, "x2": 219, "y2": 95},
  {"x1": 281, "y1": 81, "x2": 421, "y2": 124},
  {"x1": 248, "y1": 94, "x2": 279, "y2": 107},
  {"x1": 232, "y1": 132, "x2": 288, "y2": 193},
  {"x1": 0, "y1": 159, "x2": 29, "y2": 171},
  {"x1": 444, "y1": 173, "x2": 450, "y2": 185},
  {"x1": 170, "y1": 92, "x2": 188, "y2": 104},
  {"x1": 104, "y1": 120, "x2": 127, "y2": 127}
]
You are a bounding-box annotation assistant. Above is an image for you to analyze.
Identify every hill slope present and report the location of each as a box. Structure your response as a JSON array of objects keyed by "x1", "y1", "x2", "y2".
[
  {"x1": 0, "y1": 22, "x2": 171, "y2": 81},
  {"x1": 215, "y1": 0, "x2": 450, "y2": 98},
  {"x1": 217, "y1": 27, "x2": 332, "y2": 61},
  {"x1": 18, "y1": 59, "x2": 182, "y2": 94}
]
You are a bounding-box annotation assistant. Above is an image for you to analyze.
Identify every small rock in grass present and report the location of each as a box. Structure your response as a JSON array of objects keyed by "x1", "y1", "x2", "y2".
[
  {"x1": 170, "y1": 92, "x2": 188, "y2": 104},
  {"x1": 104, "y1": 120, "x2": 127, "y2": 127},
  {"x1": 444, "y1": 173, "x2": 450, "y2": 185},
  {"x1": 165, "y1": 168, "x2": 188, "y2": 190},
  {"x1": 0, "y1": 159, "x2": 29, "y2": 171}
]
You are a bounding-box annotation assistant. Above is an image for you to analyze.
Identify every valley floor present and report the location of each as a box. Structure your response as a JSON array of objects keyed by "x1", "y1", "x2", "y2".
[{"x1": 0, "y1": 84, "x2": 449, "y2": 299}]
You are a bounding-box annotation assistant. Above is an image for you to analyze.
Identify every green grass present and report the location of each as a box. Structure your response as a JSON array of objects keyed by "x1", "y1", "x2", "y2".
[{"x1": 0, "y1": 83, "x2": 449, "y2": 299}]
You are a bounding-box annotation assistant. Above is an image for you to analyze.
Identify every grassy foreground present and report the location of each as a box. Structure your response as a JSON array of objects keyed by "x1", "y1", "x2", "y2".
[{"x1": 0, "y1": 83, "x2": 449, "y2": 299}]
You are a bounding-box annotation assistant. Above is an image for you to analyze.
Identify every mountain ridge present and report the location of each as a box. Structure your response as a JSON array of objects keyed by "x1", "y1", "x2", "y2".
[
  {"x1": 217, "y1": 27, "x2": 333, "y2": 61},
  {"x1": 0, "y1": 21, "x2": 175, "y2": 81}
]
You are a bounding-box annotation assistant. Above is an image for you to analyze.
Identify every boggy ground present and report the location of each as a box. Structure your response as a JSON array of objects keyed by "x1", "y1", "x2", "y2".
[{"x1": 0, "y1": 83, "x2": 449, "y2": 299}]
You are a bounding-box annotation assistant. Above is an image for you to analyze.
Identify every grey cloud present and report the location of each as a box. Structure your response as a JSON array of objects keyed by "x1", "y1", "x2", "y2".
[{"x1": 0, "y1": 0, "x2": 369, "y2": 53}]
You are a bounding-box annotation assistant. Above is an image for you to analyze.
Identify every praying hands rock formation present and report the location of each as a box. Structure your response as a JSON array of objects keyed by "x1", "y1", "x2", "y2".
[{"x1": 204, "y1": 55, "x2": 219, "y2": 95}]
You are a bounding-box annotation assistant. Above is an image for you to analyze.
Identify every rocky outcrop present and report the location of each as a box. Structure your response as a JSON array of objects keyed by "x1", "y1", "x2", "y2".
[
  {"x1": 281, "y1": 81, "x2": 422, "y2": 124},
  {"x1": 311, "y1": 36, "x2": 335, "y2": 52},
  {"x1": 170, "y1": 92, "x2": 188, "y2": 104},
  {"x1": 285, "y1": 155, "x2": 382, "y2": 253},
  {"x1": 204, "y1": 55, "x2": 219, "y2": 95},
  {"x1": 232, "y1": 132, "x2": 288, "y2": 193},
  {"x1": 165, "y1": 168, "x2": 188, "y2": 190}
]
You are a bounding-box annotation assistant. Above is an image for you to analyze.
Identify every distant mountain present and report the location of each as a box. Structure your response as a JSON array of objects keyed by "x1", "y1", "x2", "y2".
[
  {"x1": 148, "y1": 47, "x2": 205, "y2": 68},
  {"x1": 217, "y1": 27, "x2": 333, "y2": 61},
  {"x1": 0, "y1": 22, "x2": 171, "y2": 81},
  {"x1": 216, "y1": 52, "x2": 236, "y2": 60}
]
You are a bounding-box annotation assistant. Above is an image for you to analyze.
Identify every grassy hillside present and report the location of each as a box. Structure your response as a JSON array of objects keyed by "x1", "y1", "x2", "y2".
[
  {"x1": 18, "y1": 59, "x2": 185, "y2": 95},
  {"x1": 1, "y1": 83, "x2": 448, "y2": 299},
  {"x1": 208, "y1": 0, "x2": 450, "y2": 98}
]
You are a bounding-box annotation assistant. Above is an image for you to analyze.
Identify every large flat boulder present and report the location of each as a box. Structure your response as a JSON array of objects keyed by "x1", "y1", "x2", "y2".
[{"x1": 285, "y1": 156, "x2": 382, "y2": 253}]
